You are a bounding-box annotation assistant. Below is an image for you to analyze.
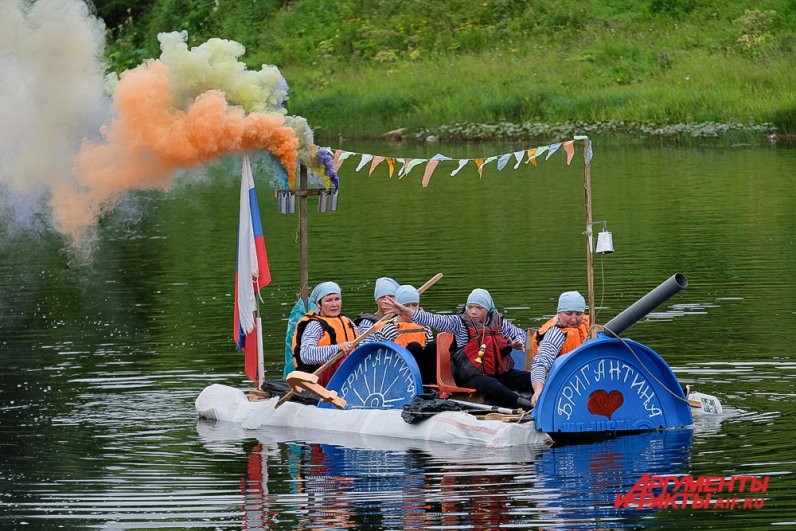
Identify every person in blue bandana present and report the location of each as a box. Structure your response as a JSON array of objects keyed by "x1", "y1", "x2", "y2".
[
  {"x1": 354, "y1": 276, "x2": 399, "y2": 333},
  {"x1": 291, "y1": 281, "x2": 359, "y2": 386},
  {"x1": 529, "y1": 291, "x2": 589, "y2": 407},
  {"x1": 378, "y1": 284, "x2": 437, "y2": 384},
  {"x1": 385, "y1": 288, "x2": 533, "y2": 409}
]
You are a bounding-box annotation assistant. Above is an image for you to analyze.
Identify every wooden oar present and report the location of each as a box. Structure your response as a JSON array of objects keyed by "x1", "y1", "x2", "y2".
[{"x1": 274, "y1": 272, "x2": 443, "y2": 409}]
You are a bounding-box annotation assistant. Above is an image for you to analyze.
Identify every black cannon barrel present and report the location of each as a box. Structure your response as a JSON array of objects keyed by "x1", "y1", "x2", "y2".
[{"x1": 603, "y1": 273, "x2": 688, "y2": 336}]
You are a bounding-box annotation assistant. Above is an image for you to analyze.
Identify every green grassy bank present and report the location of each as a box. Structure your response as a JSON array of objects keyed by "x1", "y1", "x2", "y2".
[{"x1": 102, "y1": 0, "x2": 796, "y2": 139}]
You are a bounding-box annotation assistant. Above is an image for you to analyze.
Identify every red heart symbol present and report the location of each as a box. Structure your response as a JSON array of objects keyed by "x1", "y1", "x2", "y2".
[{"x1": 587, "y1": 389, "x2": 624, "y2": 420}]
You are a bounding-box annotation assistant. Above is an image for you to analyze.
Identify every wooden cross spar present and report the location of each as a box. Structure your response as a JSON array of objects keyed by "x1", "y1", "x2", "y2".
[
  {"x1": 285, "y1": 370, "x2": 347, "y2": 409},
  {"x1": 274, "y1": 272, "x2": 444, "y2": 409}
]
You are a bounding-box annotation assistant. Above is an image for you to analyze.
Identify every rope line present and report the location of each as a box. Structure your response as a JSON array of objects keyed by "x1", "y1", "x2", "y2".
[{"x1": 591, "y1": 324, "x2": 692, "y2": 406}]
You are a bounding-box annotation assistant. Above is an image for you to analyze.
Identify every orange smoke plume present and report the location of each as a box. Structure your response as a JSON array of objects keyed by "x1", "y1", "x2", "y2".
[{"x1": 51, "y1": 59, "x2": 298, "y2": 238}]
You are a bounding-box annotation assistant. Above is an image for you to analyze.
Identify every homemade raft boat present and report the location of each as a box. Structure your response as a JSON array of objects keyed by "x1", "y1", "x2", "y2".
[{"x1": 196, "y1": 273, "x2": 723, "y2": 446}]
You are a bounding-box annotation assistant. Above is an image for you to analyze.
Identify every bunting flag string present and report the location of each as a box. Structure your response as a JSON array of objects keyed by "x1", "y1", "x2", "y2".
[{"x1": 329, "y1": 137, "x2": 591, "y2": 188}]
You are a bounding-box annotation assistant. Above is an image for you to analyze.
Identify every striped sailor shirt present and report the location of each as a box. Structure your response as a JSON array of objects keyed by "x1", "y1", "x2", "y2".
[
  {"x1": 411, "y1": 310, "x2": 526, "y2": 350},
  {"x1": 530, "y1": 325, "x2": 567, "y2": 385},
  {"x1": 299, "y1": 319, "x2": 376, "y2": 365}
]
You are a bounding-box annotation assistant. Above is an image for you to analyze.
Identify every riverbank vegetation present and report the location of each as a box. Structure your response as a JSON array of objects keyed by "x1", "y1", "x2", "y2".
[{"x1": 99, "y1": 0, "x2": 796, "y2": 141}]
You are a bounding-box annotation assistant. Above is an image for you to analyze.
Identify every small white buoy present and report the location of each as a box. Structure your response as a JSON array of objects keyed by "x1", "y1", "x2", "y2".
[{"x1": 688, "y1": 391, "x2": 723, "y2": 414}]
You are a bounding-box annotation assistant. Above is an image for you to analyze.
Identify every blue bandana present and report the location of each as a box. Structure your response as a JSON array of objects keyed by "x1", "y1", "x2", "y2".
[
  {"x1": 309, "y1": 281, "x2": 341, "y2": 306},
  {"x1": 466, "y1": 288, "x2": 494, "y2": 311},
  {"x1": 557, "y1": 291, "x2": 586, "y2": 312},
  {"x1": 374, "y1": 277, "x2": 399, "y2": 300},
  {"x1": 395, "y1": 284, "x2": 419, "y2": 305}
]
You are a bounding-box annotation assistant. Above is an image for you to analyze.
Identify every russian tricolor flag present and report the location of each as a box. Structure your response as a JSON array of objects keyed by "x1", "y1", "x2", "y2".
[{"x1": 234, "y1": 153, "x2": 271, "y2": 383}]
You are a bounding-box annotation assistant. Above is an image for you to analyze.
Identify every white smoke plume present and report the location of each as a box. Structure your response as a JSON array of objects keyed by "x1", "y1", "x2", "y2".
[{"x1": 0, "y1": 0, "x2": 109, "y2": 233}]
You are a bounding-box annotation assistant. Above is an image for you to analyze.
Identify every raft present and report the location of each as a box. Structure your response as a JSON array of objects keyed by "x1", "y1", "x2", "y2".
[
  {"x1": 196, "y1": 382, "x2": 551, "y2": 448},
  {"x1": 196, "y1": 334, "x2": 722, "y2": 447}
]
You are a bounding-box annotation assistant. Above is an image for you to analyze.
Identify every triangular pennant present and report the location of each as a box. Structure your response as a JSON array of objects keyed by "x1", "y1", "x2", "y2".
[
  {"x1": 528, "y1": 145, "x2": 548, "y2": 165},
  {"x1": 475, "y1": 159, "x2": 485, "y2": 178},
  {"x1": 332, "y1": 149, "x2": 343, "y2": 173},
  {"x1": 397, "y1": 158, "x2": 408, "y2": 177},
  {"x1": 402, "y1": 158, "x2": 426, "y2": 178},
  {"x1": 451, "y1": 159, "x2": 468, "y2": 176},
  {"x1": 430, "y1": 153, "x2": 452, "y2": 162},
  {"x1": 356, "y1": 153, "x2": 373, "y2": 172},
  {"x1": 563, "y1": 141, "x2": 575, "y2": 165},
  {"x1": 527, "y1": 147, "x2": 538, "y2": 167},
  {"x1": 386, "y1": 158, "x2": 395, "y2": 178},
  {"x1": 546, "y1": 143, "x2": 561, "y2": 160},
  {"x1": 334, "y1": 150, "x2": 354, "y2": 173},
  {"x1": 513, "y1": 150, "x2": 525, "y2": 169},
  {"x1": 497, "y1": 153, "x2": 512, "y2": 171},
  {"x1": 422, "y1": 160, "x2": 441, "y2": 188},
  {"x1": 369, "y1": 156, "x2": 385, "y2": 177}
]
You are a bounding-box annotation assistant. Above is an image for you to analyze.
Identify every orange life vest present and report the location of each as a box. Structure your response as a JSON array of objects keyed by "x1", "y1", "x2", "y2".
[
  {"x1": 391, "y1": 320, "x2": 428, "y2": 348},
  {"x1": 530, "y1": 315, "x2": 590, "y2": 360},
  {"x1": 291, "y1": 311, "x2": 359, "y2": 385}
]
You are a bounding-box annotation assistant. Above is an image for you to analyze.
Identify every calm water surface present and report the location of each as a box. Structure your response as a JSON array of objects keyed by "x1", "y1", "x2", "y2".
[{"x1": 1, "y1": 140, "x2": 795, "y2": 529}]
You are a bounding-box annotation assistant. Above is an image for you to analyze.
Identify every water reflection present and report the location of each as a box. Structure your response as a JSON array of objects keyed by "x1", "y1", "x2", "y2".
[
  {"x1": 198, "y1": 419, "x2": 701, "y2": 530},
  {"x1": 3, "y1": 142, "x2": 796, "y2": 528},
  {"x1": 533, "y1": 430, "x2": 693, "y2": 529},
  {"x1": 199, "y1": 419, "x2": 541, "y2": 529}
]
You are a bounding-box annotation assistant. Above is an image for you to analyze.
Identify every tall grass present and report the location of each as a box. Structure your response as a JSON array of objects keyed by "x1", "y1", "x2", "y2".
[
  {"x1": 102, "y1": 0, "x2": 796, "y2": 136},
  {"x1": 284, "y1": 50, "x2": 794, "y2": 138}
]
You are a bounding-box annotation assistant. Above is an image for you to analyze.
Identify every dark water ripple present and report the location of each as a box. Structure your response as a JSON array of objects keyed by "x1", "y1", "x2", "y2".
[{"x1": 2, "y1": 144, "x2": 796, "y2": 528}]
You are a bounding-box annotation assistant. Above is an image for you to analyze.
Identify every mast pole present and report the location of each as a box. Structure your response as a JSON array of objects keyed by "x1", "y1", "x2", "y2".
[
  {"x1": 299, "y1": 165, "x2": 309, "y2": 307},
  {"x1": 255, "y1": 316, "x2": 264, "y2": 388},
  {"x1": 583, "y1": 138, "x2": 596, "y2": 330}
]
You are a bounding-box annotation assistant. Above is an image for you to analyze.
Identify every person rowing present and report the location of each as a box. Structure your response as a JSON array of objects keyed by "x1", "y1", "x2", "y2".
[
  {"x1": 291, "y1": 281, "x2": 359, "y2": 386},
  {"x1": 377, "y1": 284, "x2": 437, "y2": 384},
  {"x1": 384, "y1": 288, "x2": 533, "y2": 409},
  {"x1": 530, "y1": 291, "x2": 589, "y2": 408},
  {"x1": 354, "y1": 276, "x2": 399, "y2": 333}
]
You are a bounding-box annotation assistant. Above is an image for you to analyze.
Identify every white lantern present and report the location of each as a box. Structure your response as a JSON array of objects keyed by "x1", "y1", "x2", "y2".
[{"x1": 596, "y1": 228, "x2": 614, "y2": 254}]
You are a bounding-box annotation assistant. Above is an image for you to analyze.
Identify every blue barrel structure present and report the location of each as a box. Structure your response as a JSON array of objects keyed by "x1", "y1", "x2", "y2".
[
  {"x1": 531, "y1": 335, "x2": 692, "y2": 437},
  {"x1": 320, "y1": 342, "x2": 423, "y2": 410}
]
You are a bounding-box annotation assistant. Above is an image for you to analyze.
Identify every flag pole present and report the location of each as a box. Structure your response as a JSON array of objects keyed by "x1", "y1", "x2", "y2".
[
  {"x1": 255, "y1": 316, "x2": 264, "y2": 388},
  {"x1": 299, "y1": 165, "x2": 309, "y2": 307},
  {"x1": 583, "y1": 138, "x2": 596, "y2": 333}
]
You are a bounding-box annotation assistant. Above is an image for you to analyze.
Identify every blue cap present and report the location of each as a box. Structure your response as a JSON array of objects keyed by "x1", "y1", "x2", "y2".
[
  {"x1": 466, "y1": 288, "x2": 494, "y2": 311},
  {"x1": 374, "y1": 277, "x2": 399, "y2": 300},
  {"x1": 557, "y1": 291, "x2": 586, "y2": 312},
  {"x1": 395, "y1": 284, "x2": 419, "y2": 305},
  {"x1": 310, "y1": 281, "x2": 341, "y2": 306}
]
